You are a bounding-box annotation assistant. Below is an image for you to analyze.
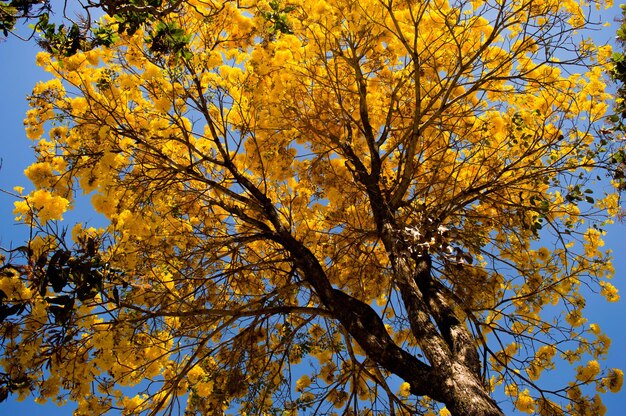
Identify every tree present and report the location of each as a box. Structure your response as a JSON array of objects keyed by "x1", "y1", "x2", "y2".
[{"x1": 1, "y1": 0, "x2": 623, "y2": 414}]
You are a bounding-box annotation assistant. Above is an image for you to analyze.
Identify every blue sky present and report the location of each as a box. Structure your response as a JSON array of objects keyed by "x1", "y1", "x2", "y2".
[{"x1": 0, "y1": 5, "x2": 625, "y2": 415}]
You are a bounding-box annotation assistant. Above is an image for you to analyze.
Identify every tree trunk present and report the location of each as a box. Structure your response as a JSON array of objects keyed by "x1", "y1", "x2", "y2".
[
  {"x1": 277, "y1": 229, "x2": 504, "y2": 415},
  {"x1": 437, "y1": 361, "x2": 504, "y2": 416}
]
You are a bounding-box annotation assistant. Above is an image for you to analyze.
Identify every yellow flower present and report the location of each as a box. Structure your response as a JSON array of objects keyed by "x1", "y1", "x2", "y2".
[
  {"x1": 295, "y1": 375, "x2": 311, "y2": 392},
  {"x1": 589, "y1": 323, "x2": 601, "y2": 335},
  {"x1": 505, "y1": 383, "x2": 518, "y2": 397},
  {"x1": 25, "y1": 123, "x2": 44, "y2": 140},
  {"x1": 187, "y1": 365, "x2": 206, "y2": 384},
  {"x1": 14, "y1": 190, "x2": 70, "y2": 224},
  {"x1": 565, "y1": 309, "x2": 586, "y2": 327},
  {"x1": 0, "y1": 269, "x2": 32, "y2": 300},
  {"x1": 583, "y1": 228, "x2": 604, "y2": 258},
  {"x1": 515, "y1": 389, "x2": 535, "y2": 414},
  {"x1": 120, "y1": 395, "x2": 145, "y2": 415},
  {"x1": 196, "y1": 380, "x2": 214, "y2": 396},
  {"x1": 599, "y1": 281, "x2": 620, "y2": 302},
  {"x1": 24, "y1": 162, "x2": 54, "y2": 188},
  {"x1": 154, "y1": 97, "x2": 171, "y2": 113},
  {"x1": 35, "y1": 51, "x2": 51, "y2": 67},
  {"x1": 142, "y1": 63, "x2": 161, "y2": 80},
  {"x1": 536, "y1": 247, "x2": 550, "y2": 262},
  {"x1": 605, "y1": 368, "x2": 624, "y2": 393},
  {"x1": 399, "y1": 381, "x2": 411, "y2": 397},
  {"x1": 536, "y1": 398, "x2": 564, "y2": 416},
  {"x1": 31, "y1": 189, "x2": 70, "y2": 223},
  {"x1": 576, "y1": 360, "x2": 601, "y2": 383},
  {"x1": 70, "y1": 97, "x2": 88, "y2": 116}
]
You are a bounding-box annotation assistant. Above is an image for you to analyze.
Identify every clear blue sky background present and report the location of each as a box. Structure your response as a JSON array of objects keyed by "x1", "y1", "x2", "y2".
[{"x1": 0, "y1": 5, "x2": 625, "y2": 415}]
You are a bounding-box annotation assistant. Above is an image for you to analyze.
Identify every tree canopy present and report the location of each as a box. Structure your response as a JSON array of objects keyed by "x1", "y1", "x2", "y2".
[{"x1": 0, "y1": 0, "x2": 624, "y2": 415}]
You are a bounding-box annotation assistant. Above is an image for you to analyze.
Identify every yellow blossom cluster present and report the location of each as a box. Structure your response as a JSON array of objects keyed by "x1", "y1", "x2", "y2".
[
  {"x1": 399, "y1": 381, "x2": 411, "y2": 397},
  {"x1": 0, "y1": 268, "x2": 32, "y2": 301},
  {"x1": 515, "y1": 389, "x2": 535, "y2": 414},
  {"x1": 576, "y1": 360, "x2": 601, "y2": 383},
  {"x1": 13, "y1": 189, "x2": 70, "y2": 224}
]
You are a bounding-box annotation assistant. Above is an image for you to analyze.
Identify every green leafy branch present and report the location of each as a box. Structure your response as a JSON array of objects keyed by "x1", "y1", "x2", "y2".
[
  {"x1": 146, "y1": 20, "x2": 191, "y2": 60},
  {"x1": 261, "y1": 0, "x2": 296, "y2": 35}
]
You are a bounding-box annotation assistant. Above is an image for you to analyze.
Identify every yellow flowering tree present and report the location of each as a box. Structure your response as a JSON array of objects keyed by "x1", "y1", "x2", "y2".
[{"x1": 1, "y1": 0, "x2": 624, "y2": 414}]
